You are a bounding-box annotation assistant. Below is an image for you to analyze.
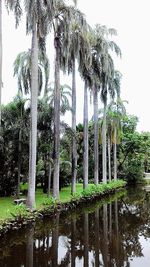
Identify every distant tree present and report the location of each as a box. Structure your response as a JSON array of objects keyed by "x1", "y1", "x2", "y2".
[{"x1": 0, "y1": 96, "x2": 29, "y2": 196}]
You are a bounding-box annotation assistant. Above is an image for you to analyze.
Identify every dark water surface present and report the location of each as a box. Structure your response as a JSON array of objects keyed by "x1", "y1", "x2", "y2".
[{"x1": 0, "y1": 186, "x2": 150, "y2": 267}]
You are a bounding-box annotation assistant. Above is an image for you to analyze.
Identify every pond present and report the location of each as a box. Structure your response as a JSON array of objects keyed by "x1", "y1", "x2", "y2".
[{"x1": 0, "y1": 186, "x2": 150, "y2": 267}]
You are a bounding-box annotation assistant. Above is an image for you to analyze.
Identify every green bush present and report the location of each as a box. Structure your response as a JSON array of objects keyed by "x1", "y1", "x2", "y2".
[
  {"x1": 42, "y1": 197, "x2": 59, "y2": 207},
  {"x1": 11, "y1": 203, "x2": 31, "y2": 221},
  {"x1": 71, "y1": 192, "x2": 81, "y2": 202},
  {"x1": 81, "y1": 180, "x2": 126, "y2": 199}
]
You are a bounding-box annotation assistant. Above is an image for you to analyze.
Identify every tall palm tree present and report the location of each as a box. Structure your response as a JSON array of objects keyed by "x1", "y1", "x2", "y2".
[
  {"x1": 93, "y1": 87, "x2": 99, "y2": 184},
  {"x1": 83, "y1": 79, "x2": 89, "y2": 189},
  {"x1": 78, "y1": 28, "x2": 92, "y2": 189},
  {"x1": 51, "y1": 1, "x2": 75, "y2": 198},
  {"x1": 82, "y1": 68, "x2": 94, "y2": 189},
  {"x1": 112, "y1": 71, "x2": 123, "y2": 180},
  {"x1": 106, "y1": 108, "x2": 114, "y2": 181},
  {"x1": 111, "y1": 102, "x2": 126, "y2": 180},
  {"x1": 24, "y1": 0, "x2": 56, "y2": 209},
  {"x1": 101, "y1": 55, "x2": 115, "y2": 183},
  {"x1": 81, "y1": 71, "x2": 92, "y2": 189},
  {"x1": 61, "y1": 10, "x2": 88, "y2": 194},
  {"x1": 27, "y1": 19, "x2": 38, "y2": 209},
  {"x1": 91, "y1": 43, "x2": 102, "y2": 185},
  {"x1": 14, "y1": 48, "x2": 50, "y2": 204},
  {"x1": 51, "y1": 0, "x2": 82, "y2": 197},
  {"x1": 93, "y1": 25, "x2": 121, "y2": 183}
]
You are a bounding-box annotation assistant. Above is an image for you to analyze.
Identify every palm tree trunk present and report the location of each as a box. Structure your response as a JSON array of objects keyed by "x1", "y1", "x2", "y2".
[
  {"x1": 17, "y1": 129, "x2": 22, "y2": 198},
  {"x1": 102, "y1": 102, "x2": 107, "y2": 183},
  {"x1": 83, "y1": 80, "x2": 88, "y2": 189},
  {"x1": 114, "y1": 126, "x2": 117, "y2": 180},
  {"x1": 47, "y1": 160, "x2": 52, "y2": 198},
  {"x1": 0, "y1": 0, "x2": 2, "y2": 129},
  {"x1": 108, "y1": 135, "x2": 111, "y2": 182},
  {"x1": 53, "y1": 38, "x2": 60, "y2": 199},
  {"x1": 71, "y1": 59, "x2": 77, "y2": 194},
  {"x1": 27, "y1": 21, "x2": 38, "y2": 210},
  {"x1": 93, "y1": 87, "x2": 99, "y2": 185}
]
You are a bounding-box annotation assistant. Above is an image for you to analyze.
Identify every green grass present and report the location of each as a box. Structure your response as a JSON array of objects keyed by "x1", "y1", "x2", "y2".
[
  {"x1": 0, "y1": 197, "x2": 16, "y2": 221},
  {"x1": 0, "y1": 184, "x2": 84, "y2": 222},
  {"x1": 0, "y1": 180, "x2": 126, "y2": 223}
]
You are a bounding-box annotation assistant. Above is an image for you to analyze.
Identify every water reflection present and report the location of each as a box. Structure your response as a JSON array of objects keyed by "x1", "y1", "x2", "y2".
[
  {"x1": 26, "y1": 228, "x2": 34, "y2": 267},
  {"x1": 1, "y1": 188, "x2": 150, "y2": 266}
]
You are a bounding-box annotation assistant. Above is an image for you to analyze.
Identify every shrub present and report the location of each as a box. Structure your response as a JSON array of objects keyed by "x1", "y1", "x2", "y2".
[
  {"x1": 42, "y1": 197, "x2": 59, "y2": 207},
  {"x1": 71, "y1": 192, "x2": 81, "y2": 202},
  {"x1": 11, "y1": 203, "x2": 31, "y2": 221}
]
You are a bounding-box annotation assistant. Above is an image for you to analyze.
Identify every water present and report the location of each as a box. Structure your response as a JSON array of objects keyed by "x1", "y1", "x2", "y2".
[{"x1": 0, "y1": 186, "x2": 150, "y2": 267}]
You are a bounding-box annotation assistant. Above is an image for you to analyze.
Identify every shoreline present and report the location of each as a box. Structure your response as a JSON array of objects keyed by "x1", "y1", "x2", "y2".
[{"x1": 0, "y1": 180, "x2": 126, "y2": 237}]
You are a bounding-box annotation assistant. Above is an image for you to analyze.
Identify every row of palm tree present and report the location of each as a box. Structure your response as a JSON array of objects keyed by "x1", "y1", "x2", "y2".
[{"x1": 0, "y1": 0, "x2": 124, "y2": 209}]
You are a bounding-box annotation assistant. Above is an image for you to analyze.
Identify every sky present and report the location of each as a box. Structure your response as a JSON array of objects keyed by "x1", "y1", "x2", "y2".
[{"x1": 2, "y1": 0, "x2": 150, "y2": 132}]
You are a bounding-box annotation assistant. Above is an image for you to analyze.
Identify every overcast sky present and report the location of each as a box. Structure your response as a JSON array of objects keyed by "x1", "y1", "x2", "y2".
[{"x1": 2, "y1": 0, "x2": 150, "y2": 132}]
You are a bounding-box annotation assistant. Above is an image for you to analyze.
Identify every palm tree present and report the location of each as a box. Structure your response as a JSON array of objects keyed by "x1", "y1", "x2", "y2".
[
  {"x1": 52, "y1": 1, "x2": 78, "y2": 198},
  {"x1": 78, "y1": 30, "x2": 92, "y2": 189},
  {"x1": 90, "y1": 43, "x2": 102, "y2": 185},
  {"x1": 93, "y1": 25, "x2": 121, "y2": 183},
  {"x1": 97, "y1": 106, "x2": 113, "y2": 182},
  {"x1": 112, "y1": 71, "x2": 124, "y2": 180},
  {"x1": 14, "y1": 49, "x2": 50, "y2": 206},
  {"x1": 106, "y1": 108, "x2": 114, "y2": 181},
  {"x1": 111, "y1": 101, "x2": 126, "y2": 180},
  {"x1": 101, "y1": 54, "x2": 115, "y2": 183},
  {"x1": 14, "y1": 50, "x2": 50, "y2": 96},
  {"x1": 83, "y1": 79, "x2": 89, "y2": 188},
  {"x1": 27, "y1": 19, "x2": 38, "y2": 209},
  {"x1": 24, "y1": 0, "x2": 56, "y2": 209},
  {"x1": 93, "y1": 87, "x2": 99, "y2": 184},
  {"x1": 47, "y1": 83, "x2": 71, "y2": 115},
  {"x1": 61, "y1": 10, "x2": 88, "y2": 194},
  {"x1": 104, "y1": 70, "x2": 125, "y2": 181}
]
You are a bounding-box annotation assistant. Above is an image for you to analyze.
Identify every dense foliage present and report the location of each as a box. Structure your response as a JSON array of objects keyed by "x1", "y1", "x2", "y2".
[
  {"x1": 0, "y1": 95, "x2": 149, "y2": 197},
  {"x1": 77, "y1": 115, "x2": 150, "y2": 185}
]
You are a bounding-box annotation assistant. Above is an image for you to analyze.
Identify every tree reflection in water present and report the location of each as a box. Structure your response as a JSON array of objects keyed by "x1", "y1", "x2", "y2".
[
  {"x1": 26, "y1": 228, "x2": 34, "y2": 267},
  {"x1": 94, "y1": 208, "x2": 100, "y2": 266},
  {"x1": 84, "y1": 211, "x2": 89, "y2": 267},
  {"x1": 1, "y1": 188, "x2": 150, "y2": 266}
]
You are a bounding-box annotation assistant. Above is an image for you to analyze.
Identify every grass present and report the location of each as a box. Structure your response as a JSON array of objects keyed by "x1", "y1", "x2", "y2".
[
  {"x1": 0, "y1": 184, "x2": 84, "y2": 222},
  {"x1": 0, "y1": 180, "x2": 126, "y2": 223}
]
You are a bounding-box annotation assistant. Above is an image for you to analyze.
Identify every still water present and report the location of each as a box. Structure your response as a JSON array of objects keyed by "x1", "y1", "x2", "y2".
[{"x1": 0, "y1": 187, "x2": 150, "y2": 267}]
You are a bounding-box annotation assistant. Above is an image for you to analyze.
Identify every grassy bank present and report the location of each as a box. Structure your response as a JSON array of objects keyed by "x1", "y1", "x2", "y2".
[{"x1": 0, "y1": 180, "x2": 126, "y2": 223}]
